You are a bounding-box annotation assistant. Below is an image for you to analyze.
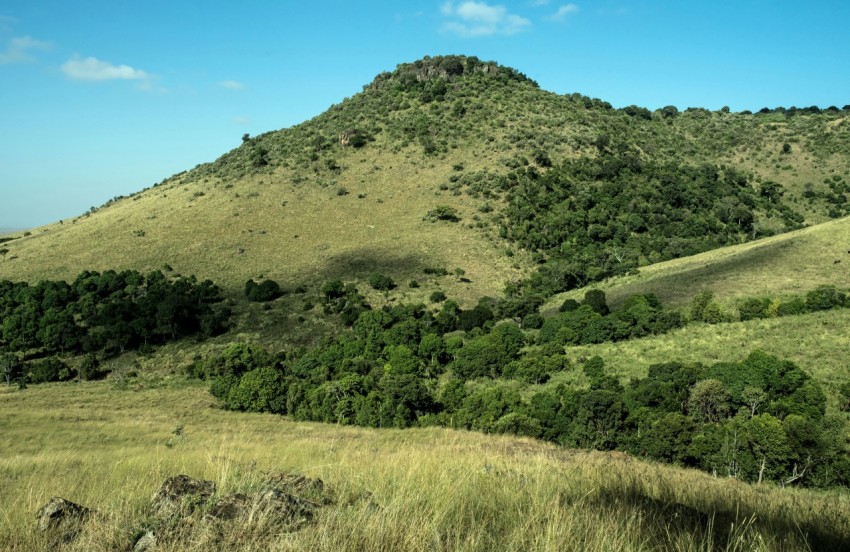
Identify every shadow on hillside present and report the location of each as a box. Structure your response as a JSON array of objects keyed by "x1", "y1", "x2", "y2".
[
  {"x1": 579, "y1": 486, "x2": 848, "y2": 550},
  {"x1": 301, "y1": 248, "x2": 436, "y2": 283},
  {"x1": 615, "y1": 239, "x2": 796, "y2": 306}
]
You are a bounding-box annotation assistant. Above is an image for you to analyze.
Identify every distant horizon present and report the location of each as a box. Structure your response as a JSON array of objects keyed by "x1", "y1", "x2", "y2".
[{"x1": 2, "y1": 1, "x2": 849, "y2": 229}]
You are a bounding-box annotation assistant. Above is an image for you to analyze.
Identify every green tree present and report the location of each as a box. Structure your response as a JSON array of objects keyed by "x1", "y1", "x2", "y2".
[{"x1": 688, "y1": 379, "x2": 732, "y2": 423}]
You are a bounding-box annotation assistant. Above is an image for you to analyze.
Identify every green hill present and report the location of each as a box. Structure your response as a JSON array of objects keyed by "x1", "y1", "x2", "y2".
[{"x1": 1, "y1": 55, "x2": 849, "y2": 310}]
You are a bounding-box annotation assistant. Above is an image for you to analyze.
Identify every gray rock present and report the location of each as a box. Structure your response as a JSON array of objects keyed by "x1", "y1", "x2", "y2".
[
  {"x1": 207, "y1": 493, "x2": 251, "y2": 521},
  {"x1": 36, "y1": 497, "x2": 92, "y2": 532},
  {"x1": 151, "y1": 475, "x2": 215, "y2": 516},
  {"x1": 132, "y1": 531, "x2": 157, "y2": 552}
]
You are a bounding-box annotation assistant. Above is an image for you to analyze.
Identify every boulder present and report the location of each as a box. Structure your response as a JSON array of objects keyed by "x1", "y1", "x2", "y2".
[
  {"x1": 264, "y1": 472, "x2": 331, "y2": 504},
  {"x1": 132, "y1": 530, "x2": 157, "y2": 552},
  {"x1": 207, "y1": 493, "x2": 251, "y2": 521},
  {"x1": 36, "y1": 497, "x2": 92, "y2": 532},
  {"x1": 151, "y1": 475, "x2": 215, "y2": 516}
]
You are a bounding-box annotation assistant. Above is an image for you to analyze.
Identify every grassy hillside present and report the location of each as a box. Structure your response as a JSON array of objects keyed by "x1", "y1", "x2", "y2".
[
  {"x1": 547, "y1": 214, "x2": 850, "y2": 312},
  {"x1": 543, "y1": 308, "x2": 850, "y2": 405},
  {"x1": 1, "y1": 56, "x2": 849, "y2": 308},
  {"x1": 1, "y1": 380, "x2": 848, "y2": 551}
]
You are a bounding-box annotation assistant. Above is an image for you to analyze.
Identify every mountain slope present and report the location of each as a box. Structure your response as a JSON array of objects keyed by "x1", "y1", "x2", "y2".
[{"x1": 2, "y1": 55, "x2": 849, "y2": 307}]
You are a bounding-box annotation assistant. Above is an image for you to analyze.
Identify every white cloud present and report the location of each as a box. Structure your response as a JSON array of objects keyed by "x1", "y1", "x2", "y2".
[
  {"x1": 529, "y1": 0, "x2": 550, "y2": 6},
  {"x1": 231, "y1": 116, "x2": 252, "y2": 126},
  {"x1": 219, "y1": 80, "x2": 246, "y2": 91},
  {"x1": 548, "y1": 3, "x2": 579, "y2": 21},
  {"x1": 0, "y1": 35, "x2": 51, "y2": 64},
  {"x1": 0, "y1": 15, "x2": 17, "y2": 32},
  {"x1": 440, "y1": 1, "x2": 530, "y2": 37},
  {"x1": 61, "y1": 56, "x2": 150, "y2": 81}
]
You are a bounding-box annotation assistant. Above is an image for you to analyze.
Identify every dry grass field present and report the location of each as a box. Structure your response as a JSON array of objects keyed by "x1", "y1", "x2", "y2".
[{"x1": 1, "y1": 380, "x2": 849, "y2": 551}]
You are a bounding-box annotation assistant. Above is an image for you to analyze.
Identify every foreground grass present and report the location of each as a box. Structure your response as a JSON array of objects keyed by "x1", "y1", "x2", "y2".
[{"x1": 1, "y1": 380, "x2": 848, "y2": 551}]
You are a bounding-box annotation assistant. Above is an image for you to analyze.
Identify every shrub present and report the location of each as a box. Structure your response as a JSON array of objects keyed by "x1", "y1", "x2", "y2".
[
  {"x1": 79, "y1": 353, "x2": 104, "y2": 381},
  {"x1": 805, "y1": 285, "x2": 846, "y2": 311},
  {"x1": 521, "y1": 313, "x2": 543, "y2": 329},
  {"x1": 430, "y1": 291, "x2": 447, "y2": 303},
  {"x1": 739, "y1": 297, "x2": 771, "y2": 321},
  {"x1": 424, "y1": 206, "x2": 461, "y2": 222},
  {"x1": 558, "y1": 299, "x2": 581, "y2": 312},
  {"x1": 368, "y1": 273, "x2": 396, "y2": 291},
  {"x1": 582, "y1": 290, "x2": 609, "y2": 316},
  {"x1": 27, "y1": 357, "x2": 73, "y2": 384},
  {"x1": 245, "y1": 279, "x2": 281, "y2": 302}
]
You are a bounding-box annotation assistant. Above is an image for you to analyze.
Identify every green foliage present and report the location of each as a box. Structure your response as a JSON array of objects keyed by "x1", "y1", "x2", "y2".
[
  {"x1": 0, "y1": 270, "x2": 228, "y2": 360},
  {"x1": 26, "y1": 356, "x2": 73, "y2": 384},
  {"x1": 582, "y1": 289, "x2": 609, "y2": 316},
  {"x1": 225, "y1": 366, "x2": 287, "y2": 413},
  {"x1": 429, "y1": 291, "x2": 447, "y2": 303},
  {"x1": 424, "y1": 206, "x2": 461, "y2": 223},
  {"x1": 244, "y1": 279, "x2": 282, "y2": 302},
  {"x1": 78, "y1": 353, "x2": 103, "y2": 381},
  {"x1": 367, "y1": 273, "x2": 396, "y2": 291}
]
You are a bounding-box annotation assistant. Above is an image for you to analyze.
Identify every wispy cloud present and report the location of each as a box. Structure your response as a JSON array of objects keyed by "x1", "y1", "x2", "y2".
[
  {"x1": 219, "y1": 80, "x2": 246, "y2": 91},
  {"x1": 0, "y1": 35, "x2": 51, "y2": 64},
  {"x1": 548, "y1": 3, "x2": 579, "y2": 21},
  {"x1": 0, "y1": 15, "x2": 17, "y2": 32},
  {"x1": 61, "y1": 55, "x2": 150, "y2": 81},
  {"x1": 529, "y1": 0, "x2": 550, "y2": 6},
  {"x1": 440, "y1": 1, "x2": 530, "y2": 37},
  {"x1": 231, "y1": 116, "x2": 252, "y2": 126}
]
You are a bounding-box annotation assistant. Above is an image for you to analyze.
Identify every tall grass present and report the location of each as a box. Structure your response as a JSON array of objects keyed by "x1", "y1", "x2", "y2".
[{"x1": 1, "y1": 381, "x2": 847, "y2": 550}]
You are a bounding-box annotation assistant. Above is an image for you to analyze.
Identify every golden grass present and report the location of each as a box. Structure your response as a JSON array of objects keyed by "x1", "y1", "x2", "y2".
[
  {"x1": 0, "y1": 139, "x2": 531, "y2": 308},
  {"x1": 1, "y1": 380, "x2": 848, "y2": 551}
]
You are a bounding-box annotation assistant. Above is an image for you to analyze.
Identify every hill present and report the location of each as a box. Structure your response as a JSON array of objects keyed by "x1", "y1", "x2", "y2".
[{"x1": 1, "y1": 55, "x2": 849, "y2": 313}]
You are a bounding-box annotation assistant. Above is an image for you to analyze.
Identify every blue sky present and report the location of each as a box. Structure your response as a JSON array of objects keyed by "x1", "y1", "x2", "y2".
[{"x1": 2, "y1": 1, "x2": 849, "y2": 229}]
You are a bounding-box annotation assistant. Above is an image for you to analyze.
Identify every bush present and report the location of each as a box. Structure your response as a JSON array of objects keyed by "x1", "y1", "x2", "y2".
[
  {"x1": 430, "y1": 291, "x2": 447, "y2": 303},
  {"x1": 582, "y1": 290, "x2": 609, "y2": 316},
  {"x1": 805, "y1": 285, "x2": 846, "y2": 311},
  {"x1": 424, "y1": 206, "x2": 461, "y2": 222},
  {"x1": 368, "y1": 273, "x2": 396, "y2": 291},
  {"x1": 739, "y1": 297, "x2": 771, "y2": 321},
  {"x1": 79, "y1": 353, "x2": 104, "y2": 381},
  {"x1": 27, "y1": 357, "x2": 73, "y2": 384},
  {"x1": 521, "y1": 313, "x2": 543, "y2": 329},
  {"x1": 558, "y1": 299, "x2": 581, "y2": 312},
  {"x1": 245, "y1": 279, "x2": 282, "y2": 302}
]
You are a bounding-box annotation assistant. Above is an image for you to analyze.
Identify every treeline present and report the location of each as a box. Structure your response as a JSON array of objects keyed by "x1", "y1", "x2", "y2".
[
  {"x1": 195, "y1": 286, "x2": 849, "y2": 488},
  {"x1": 0, "y1": 270, "x2": 229, "y2": 359}
]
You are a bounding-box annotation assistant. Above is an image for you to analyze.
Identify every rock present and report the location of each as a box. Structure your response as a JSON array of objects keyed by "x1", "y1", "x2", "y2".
[
  {"x1": 207, "y1": 489, "x2": 316, "y2": 526},
  {"x1": 264, "y1": 472, "x2": 332, "y2": 504},
  {"x1": 207, "y1": 493, "x2": 251, "y2": 521},
  {"x1": 36, "y1": 497, "x2": 92, "y2": 532},
  {"x1": 151, "y1": 475, "x2": 215, "y2": 516},
  {"x1": 256, "y1": 489, "x2": 317, "y2": 524},
  {"x1": 132, "y1": 531, "x2": 157, "y2": 552}
]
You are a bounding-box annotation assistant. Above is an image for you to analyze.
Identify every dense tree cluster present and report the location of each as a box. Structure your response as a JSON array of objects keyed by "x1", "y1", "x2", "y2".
[
  {"x1": 197, "y1": 284, "x2": 848, "y2": 487},
  {"x1": 498, "y1": 153, "x2": 804, "y2": 298},
  {"x1": 0, "y1": 270, "x2": 229, "y2": 359}
]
